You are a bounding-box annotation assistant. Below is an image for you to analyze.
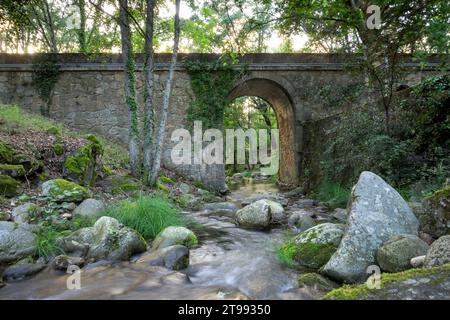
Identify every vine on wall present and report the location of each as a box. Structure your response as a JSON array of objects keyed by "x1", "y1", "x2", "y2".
[
  {"x1": 31, "y1": 54, "x2": 62, "y2": 117},
  {"x1": 184, "y1": 56, "x2": 248, "y2": 129}
]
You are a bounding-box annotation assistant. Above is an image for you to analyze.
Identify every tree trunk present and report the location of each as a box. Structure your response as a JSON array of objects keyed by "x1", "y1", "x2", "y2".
[
  {"x1": 143, "y1": 0, "x2": 156, "y2": 185},
  {"x1": 77, "y1": 0, "x2": 87, "y2": 54},
  {"x1": 149, "y1": 0, "x2": 181, "y2": 185},
  {"x1": 119, "y1": 0, "x2": 140, "y2": 176}
]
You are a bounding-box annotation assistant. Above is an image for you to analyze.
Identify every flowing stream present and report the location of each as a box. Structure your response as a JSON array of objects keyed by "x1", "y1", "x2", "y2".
[{"x1": 0, "y1": 183, "x2": 316, "y2": 300}]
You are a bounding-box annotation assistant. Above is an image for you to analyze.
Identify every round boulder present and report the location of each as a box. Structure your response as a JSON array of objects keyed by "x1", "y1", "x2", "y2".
[
  {"x1": 73, "y1": 199, "x2": 105, "y2": 217},
  {"x1": 11, "y1": 203, "x2": 41, "y2": 223},
  {"x1": 0, "y1": 221, "x2": 37, "y2": 264},
  {"x1": 152, "y1": 226, "x2": 198, "y2": 250},
  {"x1": 424, "y1": 235, "x2": 450, "y2": 268},
  {"x1": 289, "y1": 223, "x2": 345, "y2": 270},
  {"x1": 376, "y1": 234, "x2": 429, "y2": 272}
]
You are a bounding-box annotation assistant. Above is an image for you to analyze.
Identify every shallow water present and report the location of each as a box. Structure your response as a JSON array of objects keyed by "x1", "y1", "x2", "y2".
[{"x1": 0, "y1": 183, "x2": 315, "y2": 300}]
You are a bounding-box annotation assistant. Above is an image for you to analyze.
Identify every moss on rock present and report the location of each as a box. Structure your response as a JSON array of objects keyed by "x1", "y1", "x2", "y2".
[
  {"x1": 0, "y1": 164, "x2": 26, "y2": 178},
  {"x1": 323, "y1": 263, "x2": 450, "y2": 300},
  {"x1": 41, "y1": 178, "x2": 89, "y2": 202},
  {"x1": 0, "y1": 143, "x2": 14, "y2": 164},
  {"x1": 64, "y1": 134, "x2": 104, "y2": 187},
  {"x1": 0, "y1": 174, "x2": 22, "y2": 197}
]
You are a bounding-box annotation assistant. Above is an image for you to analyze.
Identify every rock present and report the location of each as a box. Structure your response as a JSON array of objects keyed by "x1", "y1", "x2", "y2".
[
  {"x1": 0, "y1": 164, "x2": 25, "y2": 178},
  {"x1": 424, "y1": 235, "x2": 450, "y2": 267},
  {"x1": 0, "y1": 212, "x2": 10, "y2": 221},
  {"x1": 11, "y1": 202, "x2": 41, "y2": 223},
  {"x1": 63, "y1": 135, "x2": 103, "y2": 187},
  {"x1": 178, "y1": 182, "x2": 192, "y2": 195},
  {"x1": 287, "y1": 223, "x2": 345, "y2": 270},
  {"x1": 283, "y1": 187, "x2": 304, "y2": 198},
  {"x1": 414, "y1": 187, "x2": 450, "y2": 238},
  {"x1": 2, "y1": 263, "x2": 46, "y2": 281},
  {"x1": 324, "y1": 264, "x2": 450, "y2": 300},
  {"x1": 0, "y1": 174, "x2": 22, "y2": 198},
  {"x1": 97, "y1": 175, "x2": 141, "y2": 195},
  {"x1": 376, "y1": 235, "x2": 429, "y2": 272},
  {"x1": 410, "y1": 255, "x2": 426, "y2": 268},
  {"x1": 202, "y1": 202, "x2": 239, "y2": 215},
  {"x1": 298, "y1": 273, "x2": 339, "y2": 292},
  {"x1": 58, "y1": 216, "x2": 147, "y2": 262},
  {"x1": 41, "y1": 179, "x2": 89, "y2": 203},
  {"x1": 0, "y1": 221, "x2": 37, "y2": 264},
  {"x1": 136, "y1": 245, "x2": 189, "y2": 270},
  {"x1": 11, "y1": 154, "x2": 43, "y2": 175},
  {"x1": 419, "y1": 231, "x2": 434, "y2": 245},
  {"x1": 332, "y1": 208, "x2": 348, "y2": 223},
  {"x1": 240, "y1": 192, "x2": 288, "y2": 207},
  {"x1": 178, "y1": 193, "x2": 203, "y2": 210},
  {"x1": 152, "y1": 226, "x2": 198, "y2": 250},
  {"x1": 287, "y1": 211, "x2": 316, "y2": 233},
  {"x1": 235, "y1": 199, "x2": 286, "y2": 229},
  {"x1": 50, "y1": 255, "x2": 85, "y2": 271},
  {"x1": 73, "y1": 199, "x2": 105, "y2": 217},
  {"x1": 291, "y1": 199, "x2": 316, "y2": 209},
  {"x1": 322, "y1": 172, "x2": 419, "y2": 283}
]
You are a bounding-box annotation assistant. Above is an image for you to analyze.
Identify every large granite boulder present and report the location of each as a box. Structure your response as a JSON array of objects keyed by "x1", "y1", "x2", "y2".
[
  {"x1": 376, "y1": 234, "x2": 429, "y2": 272},
  {"x1": 322, "y1": 171, "x2": 419, "y2": 283},
  {"x1": 0, "y1": 222, "x2": 37, "y2": 263}
]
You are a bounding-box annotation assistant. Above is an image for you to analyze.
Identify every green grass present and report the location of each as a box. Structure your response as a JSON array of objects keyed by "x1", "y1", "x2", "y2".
[
  {"x1": 312, "y1": 181, "x2": 351, "y2": 209},
  {"x1": 276, "y1": 241, "x2": 298, "y2": 268},
  {"x1": 0, "y1": 104, "x2": 128, "y2": 169},
  {"x1": 101, "y1": 195, "x2": 184, "y2": 239},
  {"x1": 34, "y1": 227, "x2": 65, "y2": 260}
]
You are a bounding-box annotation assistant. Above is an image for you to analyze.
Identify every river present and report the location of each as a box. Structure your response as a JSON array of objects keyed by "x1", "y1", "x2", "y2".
[{"x1": 0, "y1": 183, "x2": 317, "y2": 300}]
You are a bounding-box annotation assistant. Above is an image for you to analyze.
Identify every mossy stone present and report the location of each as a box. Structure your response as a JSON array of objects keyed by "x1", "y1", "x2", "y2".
[
  {"x1": 41, "y1": 178, "x2": 89, "y2": 202},
  {"x1": 12, "y1": 154, "x2": 43, "y2": 174},
  {"x1": 0, "y1": 174, "x2": 22, "y2": 197},
  {"x1": 0, "y1": 164, "x2": 26, "y2": 178},
  {"x1": 0, "y1": 143, "x2": 14, "y2": 164}
]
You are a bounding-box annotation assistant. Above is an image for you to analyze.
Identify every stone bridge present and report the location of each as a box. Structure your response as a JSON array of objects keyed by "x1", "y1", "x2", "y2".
[{"x1": 0, "y1": 54, "x2": 443, "y2": 191}]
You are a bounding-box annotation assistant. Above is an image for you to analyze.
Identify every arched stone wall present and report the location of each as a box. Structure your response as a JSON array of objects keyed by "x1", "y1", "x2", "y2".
[{"x1": 228, "y1": 77, "x2": 300, "y2": 188}]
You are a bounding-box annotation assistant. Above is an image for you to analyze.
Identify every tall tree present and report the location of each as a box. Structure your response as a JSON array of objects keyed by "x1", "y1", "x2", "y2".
[
  {"x1": 150, "y1": 0, "x2": 181, "y2": 185},
  {"x1": 118, "y1": 0, "x2": 140, "y2": 176},
  {"x1": 143, "y1": 0, "x2": 156, "y2": 184}
]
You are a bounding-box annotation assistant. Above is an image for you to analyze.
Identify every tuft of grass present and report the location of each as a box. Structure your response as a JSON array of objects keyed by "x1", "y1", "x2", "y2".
[
  {"x1": 276, "y1": 241, "x2": 298, "y2": 268},
  {"x1": 101, "y1": 195, "x2": 184, "y2": 239},
  {"x1": 312, "y1": 181, "x2": 351, "y2": 209},
  {"x1": 34, "y1": 227, "x2": 65, "y2": 260},
  {"x1": 71, "y1": 215, "x2": 97, "y2": 230}
]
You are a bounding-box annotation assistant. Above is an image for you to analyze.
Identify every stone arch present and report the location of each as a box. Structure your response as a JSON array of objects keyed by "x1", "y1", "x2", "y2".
[{"x1": 228, "y1": 77, "x2": 300, "y2": 188}]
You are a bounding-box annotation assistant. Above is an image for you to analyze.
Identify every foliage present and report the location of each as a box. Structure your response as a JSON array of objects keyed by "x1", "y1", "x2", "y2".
[
  {"x1": 31, "y1": 54, "x2": 61, "y2": 116},
  {"x1": 101, "y1": 195, "x2": 184, "y2": 239},
  {"x1": 34, "y1": 226, "x2": 65, "y2": 260},
  {"x1": 312, "y1": 181, "x2": 351, "y2": 209},
  {"x1": 319, "y1": 75, "x2": 449, "y2": 200},
  {"x1": 185, "y1": 57, "x2": 247, "y2": 129}
]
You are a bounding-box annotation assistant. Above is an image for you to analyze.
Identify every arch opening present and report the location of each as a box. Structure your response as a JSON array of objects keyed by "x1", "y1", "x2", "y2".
[{"x1": 227, "y1": 78, "x2": 300, "y2": 188}]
